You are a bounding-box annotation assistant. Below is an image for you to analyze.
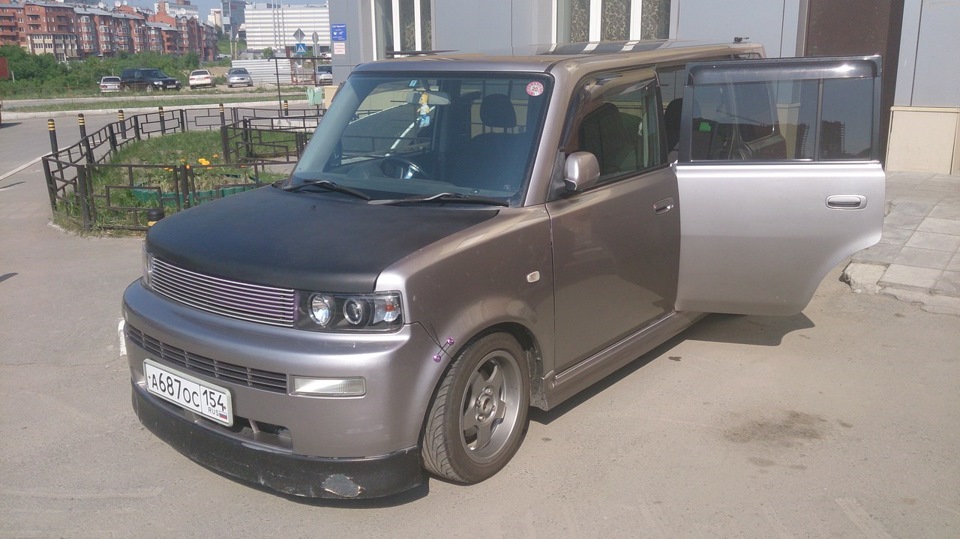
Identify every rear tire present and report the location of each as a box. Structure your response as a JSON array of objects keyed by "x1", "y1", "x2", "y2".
[{"x1": 422, "y1": 333, "x2": 530, "y2": 483}]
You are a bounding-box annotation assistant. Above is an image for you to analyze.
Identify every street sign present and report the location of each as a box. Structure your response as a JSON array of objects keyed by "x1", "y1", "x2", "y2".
[
  {"x1": 294, "y1": 43, "x2": 308, "y2": 55},
  {"x1": 312, "y1": 31, "x2": 319, "y2": 45},
  {"x1": 331, "y1": 24, "x2": 347, "y2": 42},
  {"x1": 293, "y1": 28, "x2": 305, "y2": 42}
]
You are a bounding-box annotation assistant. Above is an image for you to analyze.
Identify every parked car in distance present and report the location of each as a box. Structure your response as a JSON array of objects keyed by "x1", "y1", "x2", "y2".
[
  {"x1": 188, "y1": 69, "x2": 214, "y2": 89},
  {"x1": 226, "y1": 67, "x2": 253, "y2": 88},
  {"x1": 120, "y1": 68, "x2": 181, "y2": 91},
  {"x1": 99, "y1": 75, "x2": 122, "y2": 93},
  {"x1": 124, "y1": 41, "x2": 885, "y2": 500},
  {"x1": 315, "y1": 64, "x2": 333, "y2": 85}
]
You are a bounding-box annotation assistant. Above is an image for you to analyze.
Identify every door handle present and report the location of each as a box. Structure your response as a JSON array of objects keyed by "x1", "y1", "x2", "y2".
[
  {"x1": 826, "y1": 195, "x2": 867, "y2": 210},
  {"x1": 654, "y1": 197, "x2": 675, "y2": 214}
]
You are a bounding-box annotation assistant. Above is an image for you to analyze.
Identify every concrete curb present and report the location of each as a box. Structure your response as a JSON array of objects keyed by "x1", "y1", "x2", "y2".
[{"x1": 842, "y1": 261, "x2": 960, "y2": 316}]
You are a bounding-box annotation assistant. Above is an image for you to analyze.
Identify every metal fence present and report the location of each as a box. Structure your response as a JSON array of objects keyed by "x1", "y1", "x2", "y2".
[{"x1": 42, "y1": 104, "x2": 323, "y2": 232}]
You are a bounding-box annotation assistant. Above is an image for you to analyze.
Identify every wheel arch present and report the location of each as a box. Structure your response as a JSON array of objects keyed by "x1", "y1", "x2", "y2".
[{"x1": 417, "y1": 321, "x2": 546, "y2": 451}]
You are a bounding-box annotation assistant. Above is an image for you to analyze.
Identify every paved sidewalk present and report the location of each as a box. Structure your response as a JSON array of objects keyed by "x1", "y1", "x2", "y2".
[{"x1": 844, "y1": 171, "x2": 960, "y2": 315}]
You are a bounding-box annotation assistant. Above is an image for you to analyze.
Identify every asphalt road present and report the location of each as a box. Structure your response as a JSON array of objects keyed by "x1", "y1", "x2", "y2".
[{"x1": 1, "y1": 117, "x2": 958, "y2": 537}]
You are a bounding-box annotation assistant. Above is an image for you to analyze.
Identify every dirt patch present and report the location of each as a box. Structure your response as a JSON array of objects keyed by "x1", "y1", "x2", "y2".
[{"x1": 724, "y1": 411, "x2": 829, "y2": 447}]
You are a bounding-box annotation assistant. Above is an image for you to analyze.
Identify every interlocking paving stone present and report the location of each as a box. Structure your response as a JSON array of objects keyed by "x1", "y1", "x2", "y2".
[
  {"x1": 884, "y1": 212, "x2": 926, "y2": 230},
  {"x1": 878, "y1": 227, "x2": 913, "y2": 246},
  {"x1": 934, "y1": 271, "x2": 960, "y2": 296},
  {"x1": 949, "y1": 253, "x2": 960, "y2": 272},
  {"x1": 888, "y1": 201, "x2": 935, "y2": 216},
  {"x1": 929, "y1": 204, "x2": 960, "y2": 220},
  {"x1": 879, "y1": 264, "x2": 942, "y2": 290},
  {"x1": 851, "y1": 242, "x2": 902, "y2": 264},
  {"x1": 905, "y1": 231, "x2": 960, "y2": 252},
  {"x1": 893, "y1": 247, "x2": 954, "y2": 269},
  {"x1": 917, "y1": 217, "x2": 960, "y2": 236}
]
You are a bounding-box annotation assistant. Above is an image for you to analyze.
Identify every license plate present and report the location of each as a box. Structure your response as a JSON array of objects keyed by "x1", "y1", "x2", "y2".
[{"x1": 144, "y1": 360, "x2": 233, "y2": 426}]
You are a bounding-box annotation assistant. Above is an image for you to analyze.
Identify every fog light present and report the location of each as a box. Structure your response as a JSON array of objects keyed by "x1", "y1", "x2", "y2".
[{"x1": 292, "y1": 377, "x2": 366, "y2": 397}]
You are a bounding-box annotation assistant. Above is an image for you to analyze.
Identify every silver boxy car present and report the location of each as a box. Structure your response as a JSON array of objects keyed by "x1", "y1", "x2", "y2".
[{"x1": 123, "y1": 41, "x2": 885, "y2": 499}]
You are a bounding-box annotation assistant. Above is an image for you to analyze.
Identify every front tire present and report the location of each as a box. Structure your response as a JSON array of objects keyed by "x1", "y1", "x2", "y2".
[{"x1": 422, "y1": 333, "x2": 530, "y2": 483}]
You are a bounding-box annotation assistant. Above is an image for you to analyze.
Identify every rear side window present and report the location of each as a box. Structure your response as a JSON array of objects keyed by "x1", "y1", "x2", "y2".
[{"x1": 683, "y1": 59, "x2": 878, "y2": 162}]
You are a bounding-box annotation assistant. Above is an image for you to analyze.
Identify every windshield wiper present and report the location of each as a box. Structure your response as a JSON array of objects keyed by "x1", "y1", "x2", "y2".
[
  {"x1": 369, "y1": 192, "x2": 509, "y2": 207},
  {"x1": 282, "y1": 180, "x2": 371, "y2": 200}
]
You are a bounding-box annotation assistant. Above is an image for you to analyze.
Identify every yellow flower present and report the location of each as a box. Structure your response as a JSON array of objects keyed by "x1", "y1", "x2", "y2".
[
  {"x1": 212, "y1": 153, "x2": 219, "y2": 159},
  {"x1": 198, "y1": 158, "x2": 210, "y2": 166}
]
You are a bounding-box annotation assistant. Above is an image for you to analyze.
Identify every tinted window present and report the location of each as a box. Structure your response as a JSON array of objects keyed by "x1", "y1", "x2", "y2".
[
  {"x1": 291, "y1": 74, "x2": 552, "y2": 205},
  {"x1": 565, "y1": 71, "x2": 663, "y2": 183},
  {"x1": 685, "y1": 59, "x2": 877, "y2": 162}
]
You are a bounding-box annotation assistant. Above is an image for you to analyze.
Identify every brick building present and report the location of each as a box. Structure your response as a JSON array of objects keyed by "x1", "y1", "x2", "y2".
[{"x1": 0, "y1": 0, "x2": 214, "y2": 60}]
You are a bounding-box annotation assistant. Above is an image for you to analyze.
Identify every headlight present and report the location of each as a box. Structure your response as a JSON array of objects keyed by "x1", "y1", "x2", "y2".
[
  {"x1": 142, "y1": 246, "x2": 154, "y2": 288},
  {"x1": 298, "y1": 291, "x2": 402, "y2": 332},
  {"x1": 309, "y1": 295, "x2": 335, "y2": 326}
]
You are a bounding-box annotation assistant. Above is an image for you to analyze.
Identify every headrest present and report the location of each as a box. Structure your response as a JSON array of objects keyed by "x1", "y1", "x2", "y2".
[{"x1": 480, "y1": 94, "x2": 517, "y2": 129}]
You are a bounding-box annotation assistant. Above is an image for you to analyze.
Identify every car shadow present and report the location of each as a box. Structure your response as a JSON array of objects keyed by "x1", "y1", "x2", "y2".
[
  {"x1": 682, "y1": 312, "x2": 815, "y2": 347},
  {"x1": 529, "y1": 311, "x2": 814, "y2": 426}
]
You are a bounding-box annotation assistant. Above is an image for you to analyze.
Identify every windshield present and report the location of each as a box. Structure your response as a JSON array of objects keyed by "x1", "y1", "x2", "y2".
[{"x1": 290, "y1": 73, "x2": 551, "y2": 206}]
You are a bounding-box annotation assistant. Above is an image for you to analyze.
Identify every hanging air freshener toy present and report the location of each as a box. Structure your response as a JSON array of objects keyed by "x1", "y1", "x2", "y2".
[{"x1": 417, "y1": 92, "x2": 431, "y2": 127}]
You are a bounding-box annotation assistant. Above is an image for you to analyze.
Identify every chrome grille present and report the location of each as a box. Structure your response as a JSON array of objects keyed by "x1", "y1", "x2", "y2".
[
  {"x1": 151, "y1": 257, "x2": 296, "y2": 327},
  {"x1": 126, "y1": 324, "x2": 288, "y2": 393}
]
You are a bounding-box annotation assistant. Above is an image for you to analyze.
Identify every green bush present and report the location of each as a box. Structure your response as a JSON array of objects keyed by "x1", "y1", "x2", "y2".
[{"x1": 0, "y1": 46, "x2": 203, "y2": 98}]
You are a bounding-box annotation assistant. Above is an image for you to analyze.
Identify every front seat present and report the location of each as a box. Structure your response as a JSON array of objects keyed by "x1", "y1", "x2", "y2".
[
  {"x1": 578, "y1": 102, "x2": 637, "y2": 177},
  {"x1": 451, "y1": 94, "x2": 527, "y2": 193}
]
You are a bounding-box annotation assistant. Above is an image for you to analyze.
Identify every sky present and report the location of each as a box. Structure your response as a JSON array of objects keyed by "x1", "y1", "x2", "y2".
[{"x1": 125, "y1": 0, "x2": 326, "y2": 24}]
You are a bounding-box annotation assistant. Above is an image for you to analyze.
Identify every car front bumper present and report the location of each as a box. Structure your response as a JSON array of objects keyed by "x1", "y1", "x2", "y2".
[
  {"x1": 123, "y1": 280, "x2": 444, "y2": 498},
  {"x1": 132, "y1": 382, "x2": 422, "y2": 498}
]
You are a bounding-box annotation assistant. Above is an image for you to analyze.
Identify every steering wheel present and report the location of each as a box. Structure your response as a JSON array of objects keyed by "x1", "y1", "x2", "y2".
[{"x1": 381, "y1": 156, "x2": 430, "y2": 181}]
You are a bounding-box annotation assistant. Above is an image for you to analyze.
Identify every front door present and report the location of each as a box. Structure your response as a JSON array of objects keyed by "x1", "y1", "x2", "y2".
[
  {"x1": 674, "y1": 56, "x2": 885, "y2": 315},
  {"x1": 547, "y1": 69, "x2": 680, "y2": 374}
]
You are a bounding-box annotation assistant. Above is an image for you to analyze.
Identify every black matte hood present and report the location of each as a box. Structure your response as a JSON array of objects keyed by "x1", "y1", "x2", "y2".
[{"x1": 146, "y1": 186, "x2": 498, "y2": 293}]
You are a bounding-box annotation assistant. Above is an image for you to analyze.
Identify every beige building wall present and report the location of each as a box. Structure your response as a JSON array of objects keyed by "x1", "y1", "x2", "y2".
[{"x1": 886, "y1": 107, "x2": 960, "y2": 175}]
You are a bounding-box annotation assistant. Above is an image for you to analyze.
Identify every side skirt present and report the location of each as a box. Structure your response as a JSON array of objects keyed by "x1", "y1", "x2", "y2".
[{"x1": 539, "y1": 311, "x2": 704, "y2": 410}]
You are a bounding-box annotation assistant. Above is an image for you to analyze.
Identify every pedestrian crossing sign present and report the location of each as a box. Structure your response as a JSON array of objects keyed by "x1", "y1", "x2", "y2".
[{"x1": 294, "y1": 43, "x2": 308, "y2": 55}]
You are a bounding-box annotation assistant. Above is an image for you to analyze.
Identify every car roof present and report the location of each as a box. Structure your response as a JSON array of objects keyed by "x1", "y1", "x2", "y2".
[{"x1": 352, "y1": 40, "x2": 763, "y2": 75}]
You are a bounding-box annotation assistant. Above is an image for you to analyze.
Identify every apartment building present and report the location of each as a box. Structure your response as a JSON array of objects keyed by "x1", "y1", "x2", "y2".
[
  {"x1": 244, "y1": 2, "x2": 330, "y2": 52},
  {"x1": 0, "y1": 0, "x2": 214, "y2": 60}
]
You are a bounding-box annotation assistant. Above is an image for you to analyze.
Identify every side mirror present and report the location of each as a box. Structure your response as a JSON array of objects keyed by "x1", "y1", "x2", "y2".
[{"x1": 564, "y1": 152, "x2": 600, "y2": 192}]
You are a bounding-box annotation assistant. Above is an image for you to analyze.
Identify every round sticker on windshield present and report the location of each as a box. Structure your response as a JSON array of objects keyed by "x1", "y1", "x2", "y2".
[{"x1": 526, "y1": 81, "x2": 544, "y2": 97}]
